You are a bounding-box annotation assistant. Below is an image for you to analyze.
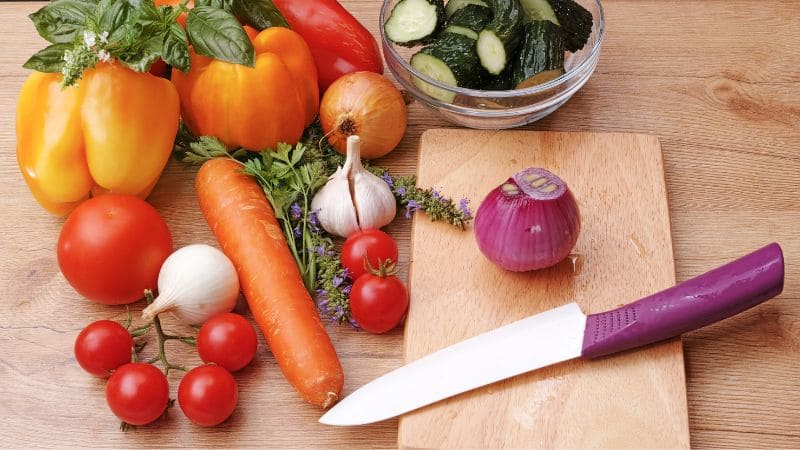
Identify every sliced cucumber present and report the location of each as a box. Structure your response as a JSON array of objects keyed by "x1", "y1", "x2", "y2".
[
  {"x1": 411, "y1": 52, "x2": 458, "y2": 103},
  {"x1": 444, "y1": 25, "x2": 479, "y2": 39},
  {"x1": 385, "y1": 0, "x2": 446, "y2": 47},
  {"x1": 483, "y1": 68, "x2": 512, "y2": 90},
  {"x1": 519, "y1": 0, "x2": 559, "y2": 25},
  {"x1": 411, "y1": 32, "x2": 485, "y2": 102},
  {"x1": 547, "y1": 0, "x2": 592, "y2": 52},
  {"x1": 476, "y1": 0, "x2": 524, "y2": 75},
  {"x1": 444, "y1": 0, "x2": 489, "y2": 17},
  {"x1": 447, "y1": 4, "x2": 493, "y2": 33},
  {"x1": 512, "y1": 20, "x2": 565, "y2": 88}
]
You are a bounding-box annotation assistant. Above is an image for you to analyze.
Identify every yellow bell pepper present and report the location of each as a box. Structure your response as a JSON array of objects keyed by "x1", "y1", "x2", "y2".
[{"x1": 16, "y1": 63, "x2": 180, "y2": 216}]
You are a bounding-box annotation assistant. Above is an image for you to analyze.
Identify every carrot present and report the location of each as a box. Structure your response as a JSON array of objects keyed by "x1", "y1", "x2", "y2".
[{"x1": 195, "y1": 158, "x2": 344, "y2": 408}]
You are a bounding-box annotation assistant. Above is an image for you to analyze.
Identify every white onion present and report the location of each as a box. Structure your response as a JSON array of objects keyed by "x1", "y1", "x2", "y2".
[{"x1": 142, "y1": 244, "x2": 240, "y2": 325}]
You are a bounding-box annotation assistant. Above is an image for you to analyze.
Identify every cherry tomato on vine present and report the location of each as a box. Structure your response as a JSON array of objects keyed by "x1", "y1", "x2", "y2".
[
  {"x1": 57, "y1": 195, "x2": 173, "y2": 305},
  {"x1": 197, "y1": 313, "x2": 258, "y2": 372},
  {"x1": 341, "y1": 229, "x2": 399, "y2": 280},
  {"x1": 74, "y1": 320, "x2": 134, "y2": 378},
  {"x1": 106, "y1": 363, "x2": 170, "y2": 426},
  {"x1": 350, "y1": 264, "x2": 409, "y2": 334},
  {"x1": 178, "y1": 365, "x2": 238, "y2": 427}
]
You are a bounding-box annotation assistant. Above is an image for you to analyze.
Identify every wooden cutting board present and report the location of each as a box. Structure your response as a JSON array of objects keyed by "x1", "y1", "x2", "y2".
[{"x1": 399, "y1": 130, "x2": 689, "y2": 449}]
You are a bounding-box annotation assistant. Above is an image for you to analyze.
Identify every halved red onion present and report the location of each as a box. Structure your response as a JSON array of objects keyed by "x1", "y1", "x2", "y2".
[{"x1": 474, "y1": 168, "x2": 581, "y2": 272}]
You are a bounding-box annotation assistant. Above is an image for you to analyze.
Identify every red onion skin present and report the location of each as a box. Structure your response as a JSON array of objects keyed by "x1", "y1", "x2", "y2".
[{"x1": 474, "y1": 177, "x2": 581, "y2": 272}]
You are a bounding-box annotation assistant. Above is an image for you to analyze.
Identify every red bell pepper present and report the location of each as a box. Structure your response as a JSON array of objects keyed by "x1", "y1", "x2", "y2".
[{"x1": 273, "y1": 0, "x2": 383, "y2": 91}]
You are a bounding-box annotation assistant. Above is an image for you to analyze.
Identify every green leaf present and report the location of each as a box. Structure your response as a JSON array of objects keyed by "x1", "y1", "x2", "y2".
[
  {"x1": 29, "y1": 0, "x2": 97, "y2": 44},
  {"x1": 194, "y1": 0, "x2": 233, "y2": 12},
  {"x1": 23, "y1": 43, "x2": 72, "y2": 73},
  {"x1": 162, "y1": 22, "x2": 190, "y2": 72},
  {"x1": 118, "y1": 34, "x2": 162, "y2": 72},
  {"x1": 95, "y1": 0, "x2": 138, "y2": 43},
  {"x1": 232, "y1": 0, "x2": 288, "y2": 31},
  {"x1": 186, "y1": 6, "x2": 255, "y2": 66}
]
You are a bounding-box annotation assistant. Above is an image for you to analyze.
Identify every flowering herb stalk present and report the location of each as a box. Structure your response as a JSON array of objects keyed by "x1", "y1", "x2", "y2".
[{"x1": 175, "y1": 122, "x2": 472, "y2": 323}]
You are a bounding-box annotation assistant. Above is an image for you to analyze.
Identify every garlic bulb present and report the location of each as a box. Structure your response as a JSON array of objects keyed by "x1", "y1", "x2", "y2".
[
  {"x1": 142, "y1": 244, "x2": 240, "y2": 325},
  {"x1": 311, "y1": 135, "x2": 396, "y2": 237}
]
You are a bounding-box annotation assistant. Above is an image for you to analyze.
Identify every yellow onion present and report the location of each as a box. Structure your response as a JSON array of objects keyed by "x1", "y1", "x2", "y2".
[
  {"x1": 474, "y1": 168, "x2": 580, "y2": 271},
  {"x1": 320, "y1": 71, "x2": 407, "y2": 160}
]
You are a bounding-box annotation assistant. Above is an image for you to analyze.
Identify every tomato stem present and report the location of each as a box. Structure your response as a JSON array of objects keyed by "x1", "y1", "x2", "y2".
[{"x1": 144, "y1": 290, "x2": 189, "y2": 376}]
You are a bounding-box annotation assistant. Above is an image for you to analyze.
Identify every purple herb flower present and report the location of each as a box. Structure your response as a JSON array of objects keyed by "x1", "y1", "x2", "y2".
[
  {"x1": 290, "y1": 202, "x2": 302, "y2": 220},
  {"x1": 396, "y1": 185, "x2": 407, "y2": 197},
  {"x1": 348, "y1": 317, "x2": 359, "y2": 330},
  {"x1": 333, "y1": 273, "x2": 345, "y2": 288},
  {"x1": 405, "y1": 199, "x2": 421, "y2": 219},
  {"x1": 380, "y1": 172, "x2": 394, "y2": 187},
  {"x1": 315, "y1": 245, "x2": 326, "y2": 256},
  {"x1": 309, "y1": 210, "x2": 321, "y2": 233},
  {"x1": 459, "y1": 197, "x2": 472, "y2": 219},
  {"x1": 293, "y1": 224, "x2": 301, "y2": 238},
  {"x1": 342, "y1": 284, "x2": 352, "y2": 296}
]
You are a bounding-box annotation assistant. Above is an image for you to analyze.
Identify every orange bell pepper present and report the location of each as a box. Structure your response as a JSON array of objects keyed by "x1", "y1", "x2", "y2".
[
  {"x1": 16, "y1": 63, "x2": 180, "y2": 216},
  {"x1": 171, "y1": 27, "x2": 319, "y2": 151}
]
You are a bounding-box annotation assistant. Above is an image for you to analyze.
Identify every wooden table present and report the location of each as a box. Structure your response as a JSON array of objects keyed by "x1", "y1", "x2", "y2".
[{"x1": 1, "y1": 1, "x2": 797, "y2": 448}]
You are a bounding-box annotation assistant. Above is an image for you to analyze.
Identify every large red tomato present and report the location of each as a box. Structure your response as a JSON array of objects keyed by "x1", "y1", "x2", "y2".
[{"x1": 57, "y1": 195, "x2": 173, "y2": 305}]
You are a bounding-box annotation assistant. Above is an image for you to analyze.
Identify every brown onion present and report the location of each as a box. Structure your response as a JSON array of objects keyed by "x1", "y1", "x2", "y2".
[
  {"x1": 474, "y1": 168, "x2": 581, "y2": 272},
  {"x1": 320, "y1": 71, "x2": 407, "y2": 160}
]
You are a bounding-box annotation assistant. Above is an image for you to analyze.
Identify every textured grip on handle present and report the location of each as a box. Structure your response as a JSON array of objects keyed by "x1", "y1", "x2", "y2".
[{"x1": 581, "y1": 243, "x2": 784, "y2": 358}]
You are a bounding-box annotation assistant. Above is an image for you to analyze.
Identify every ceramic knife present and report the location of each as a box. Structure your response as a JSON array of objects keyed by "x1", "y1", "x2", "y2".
[{"x1": 320, "y1": 243, "x2": 784, "y2": 426}]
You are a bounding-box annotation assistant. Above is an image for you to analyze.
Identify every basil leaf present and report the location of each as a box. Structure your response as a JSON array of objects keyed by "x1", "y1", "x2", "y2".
[
  {"x1": 186, "y1": 6, "x2": 254, "y2": 67},
  {"x1": 194, "y1": 0, "x2": 233, "y2": 12},
  {"x1": 29, "y1": 0, "x2": 96, "y2": 44},
  {"x1": 22, "y1": 43, "x2": 71, "y2": 73},
  {"x1": 95, "y1": 0, "x2": 139, "y2": 43},
  {"x1": 232, "y1": 0, "x2": 288, "y2": 30},
  {"x1": 118, "y1": 34, "x2": 163, "y2": 72},
  {"x1": 163, "y1": 22, "x2": 191, "y2": 73}
]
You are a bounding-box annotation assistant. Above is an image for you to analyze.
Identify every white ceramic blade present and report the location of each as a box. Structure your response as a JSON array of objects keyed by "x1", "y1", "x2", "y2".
[{"x1": 319, "y1": 302, "x2": 587, "y2": 426}]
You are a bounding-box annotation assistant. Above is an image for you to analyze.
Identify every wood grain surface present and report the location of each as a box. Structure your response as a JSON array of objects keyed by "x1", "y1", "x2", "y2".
[
  {"x1": 400, "y1": 130, "x2": 688, "y2": 449},
  {"x1": 0, "y1": 1, "x2": 798, "y2": 449}
]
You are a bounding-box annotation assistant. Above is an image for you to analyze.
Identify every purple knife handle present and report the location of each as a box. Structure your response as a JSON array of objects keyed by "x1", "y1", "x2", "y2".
[{"x1": 581, "y1": 243, "x2": 784, "y2": 359}]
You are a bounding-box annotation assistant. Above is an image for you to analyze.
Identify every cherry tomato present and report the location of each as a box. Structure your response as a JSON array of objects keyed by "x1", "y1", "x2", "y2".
[
  {"x1": 74, "y1": 320, "x2": 134, "y2": 378},
  {"x1": 341, "y1": 229, "x2": 399, "y2": 280},
  {"x1": 350, "y1": 271, "x2": 409, "y2": 334},
  {"x1": 106, "y1": 363, "x2": 169, "y2": 426},
  {"x1": 178, "y1": 365, "x2": 238, "y2": 427},
  {"x1": 57, "y1": 195, "x2": 173, "y2": 305},
  {"x1": 197, "y1": 313, "x2": 258, "y2": 372}
]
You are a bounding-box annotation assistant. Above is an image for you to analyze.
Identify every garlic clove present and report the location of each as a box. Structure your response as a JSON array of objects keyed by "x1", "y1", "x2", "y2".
[
  {"x1": 311, "y1": 164, "x2": 361, "y2": 238},
  {"x1": 349, "y1": 136, "x2": 397, "y2": 230}
]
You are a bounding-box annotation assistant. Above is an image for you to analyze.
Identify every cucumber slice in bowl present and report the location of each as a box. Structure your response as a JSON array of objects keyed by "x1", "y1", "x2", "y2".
[
  {"x1": 385, "y1": 0, "x2": 446, "y2": 47},
  {"x1": 410, "y1": 32, "x2": 485, "y2": 102},
  {"x1": 511, "y1": 20, "x2": 565, "y2": 88},
  {"x1": 410, "y1": 52, "x2": 458, "y2": 103},
  {"x1": 476, "y1": 0, "x2": 524, "y2": 75},
  {"x1": 445, "y1": 0, "x2": 489, "y2": 17}
]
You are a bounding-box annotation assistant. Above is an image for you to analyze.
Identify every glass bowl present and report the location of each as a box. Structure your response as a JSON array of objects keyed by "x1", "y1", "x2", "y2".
[{"x1": 380, "y1": 0, "x2": 605, "y2": 129}]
